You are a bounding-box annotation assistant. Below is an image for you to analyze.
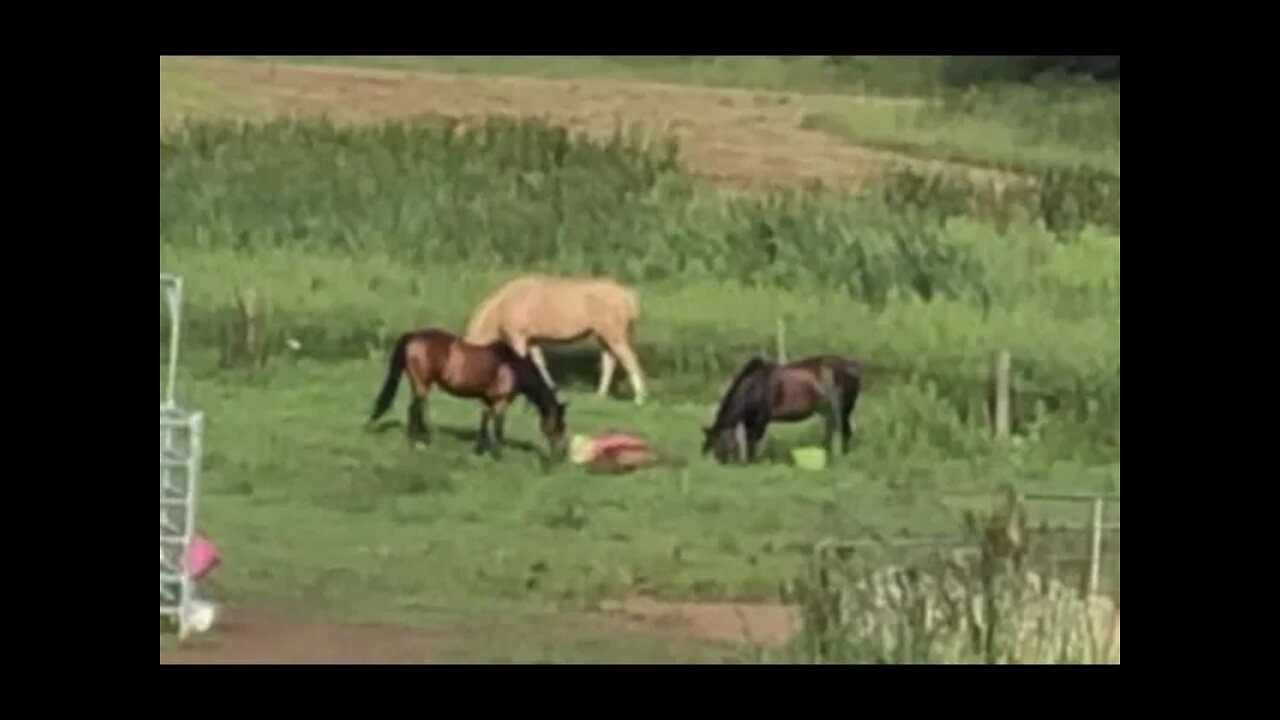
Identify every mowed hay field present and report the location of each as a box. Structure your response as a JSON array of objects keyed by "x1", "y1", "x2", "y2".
[{"x1": 159, "y1": 57, "x2": 1120, "y2": 663}]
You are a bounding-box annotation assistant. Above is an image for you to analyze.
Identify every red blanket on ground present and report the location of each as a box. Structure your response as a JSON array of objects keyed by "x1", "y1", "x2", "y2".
[{"x1": 588, "y1": 432, "x2": 650, "y2": 461}]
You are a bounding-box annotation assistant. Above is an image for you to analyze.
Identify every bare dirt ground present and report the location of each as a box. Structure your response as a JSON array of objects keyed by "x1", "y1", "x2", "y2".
[
  {"x1": 160, "y1": 607, "x2": 449, "y2": 664},
  {"x1": 598, "y1": 597, "x2": 800, "y2": 647},
  {"x1": 160, "y1": 57, "x2": 1016, "y2": 192},
  {"x1": 159, "y1": 600, "x2": 800, "y2": 664}
]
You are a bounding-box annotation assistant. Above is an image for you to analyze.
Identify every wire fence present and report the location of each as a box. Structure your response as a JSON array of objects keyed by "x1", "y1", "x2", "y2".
[
  {"x1": 800, "y1": 492, "x2": 1121, "y2": 664},
  {"x1": 812, "y1": 491, "x2": 1120, "y2": 603}
]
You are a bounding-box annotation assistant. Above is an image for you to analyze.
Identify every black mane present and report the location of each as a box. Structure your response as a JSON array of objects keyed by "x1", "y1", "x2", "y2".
[
  {"x1": 488, "y1": 341, "x2": 562, "y2": 418},
  {"x1": 708, "y1": 356, "x2": 773, "y2": 430}
]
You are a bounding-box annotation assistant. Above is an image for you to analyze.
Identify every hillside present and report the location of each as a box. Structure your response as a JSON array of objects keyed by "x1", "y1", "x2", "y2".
[{"x1": 160, "y1": 57, "x2": 1029, "y2": 191}]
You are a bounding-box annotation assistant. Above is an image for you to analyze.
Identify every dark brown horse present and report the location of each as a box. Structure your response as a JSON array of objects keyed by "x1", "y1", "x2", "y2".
[
  {"x1": 701, "y1": 355, "x2": 863, "y2": 464},
  {"x1": 368, "y1": 328, "x2": 568, "y2": 460}
]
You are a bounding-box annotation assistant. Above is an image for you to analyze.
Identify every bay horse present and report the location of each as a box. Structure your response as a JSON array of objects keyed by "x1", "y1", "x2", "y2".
[
  {"x1": 464, "y1": 275, "x2": 648, "y2": 404},
  {"x1": 367, "y1": 328, "x2": 569, "y2": 460},
  {"x1": 701, "y1": 355, "x2": 863, "y2": 464}
]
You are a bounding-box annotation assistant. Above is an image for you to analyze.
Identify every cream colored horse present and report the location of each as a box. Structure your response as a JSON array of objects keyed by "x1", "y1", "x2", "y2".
[{"x1": 465, "y1": 275, "x2": 648, "y2": 404}]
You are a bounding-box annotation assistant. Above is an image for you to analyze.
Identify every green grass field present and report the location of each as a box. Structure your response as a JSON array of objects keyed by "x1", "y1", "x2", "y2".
[
  {"x1": 174, "y1": 356, "x2": 1118, "y2": 659},
  {"x1": 161, "y1": 58, "x2": 1120, "y2": 662}
]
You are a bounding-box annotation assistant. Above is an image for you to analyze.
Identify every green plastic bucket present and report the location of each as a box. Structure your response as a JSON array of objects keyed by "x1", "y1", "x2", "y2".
[{"x1": 791, "y1": 446, "x2": 828, "y2": 471}]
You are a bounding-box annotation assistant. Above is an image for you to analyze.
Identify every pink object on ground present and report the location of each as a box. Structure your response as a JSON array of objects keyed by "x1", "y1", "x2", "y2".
[
  {"x1": 590, "y1": 432, "x2": 650, "y2": 461},
  {"x1": 185, "y1": 533, "x2": 221, "y2": 581}
]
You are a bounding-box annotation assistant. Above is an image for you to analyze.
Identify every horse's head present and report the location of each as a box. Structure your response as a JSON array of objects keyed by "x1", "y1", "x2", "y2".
[
  {"x1": 540, "y1": 400, "x2": 569, "y2": 460},
  {"x1": 701, "y1": 425, "x2": 739, "y2": 464},
  {"x1": 701, "y1": 426, "x2": 717, "y2": 454},
  {"x1": 700, "y1": 357, "x2": 771, "y2": 464}
]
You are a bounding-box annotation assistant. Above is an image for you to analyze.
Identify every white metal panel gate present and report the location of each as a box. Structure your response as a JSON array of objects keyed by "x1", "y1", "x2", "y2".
[{"x1": 160, "y1": 273, "x2": 205, "y2": 639}]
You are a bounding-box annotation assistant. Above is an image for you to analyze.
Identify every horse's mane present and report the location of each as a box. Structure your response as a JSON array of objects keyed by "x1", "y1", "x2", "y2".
[
  {"x1": 488, "y1": 340, "x2": 560, "y2": 414},
  {"x1": 465, "y1": 278, "x2": 530, "y2": 343},
  {"x1": 709, "y1": 356, "x2": 773, "y2": 429}
]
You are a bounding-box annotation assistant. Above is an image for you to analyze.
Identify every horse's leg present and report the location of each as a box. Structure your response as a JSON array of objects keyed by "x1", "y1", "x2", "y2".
[
  {"x1": 475, "y1": 407, "x2": 492, "y2": 456},
  {"x1": 407, "y1": 396, "x2": 424, "y2": 445},
  {"x1": 493, "y1": 412, "x2": 506, "y2": 455},
  {"x1": 822, "y1": 409, "x2": 838, "y2": 460},
  {"x1": 818, "y1": 391, "x2": 845, "y2": 460},
  {"x1": 596, "y1": 347, "x2": 618, "y2": 398},
  {"x1": 408, "y1": 395, "x2": 432, "y2": 447},
  {"x1": 733, "y1": 423, "x2": 748, "y2": 464},
  {"x1": 528, "y1": 344, "x2": 558, "y2": 391},
  {"x1": 490, "y1": 399, "x2": 511, "y2": 460},
  {"x1": 840, "y1": 386, "x2": 859, "y2": 455},
  {"x1": 744, "y1": 413, "x2": 769, "y2": 464},
  {"x1": 601, "y1": 334, "x2": 647, "y2": 405}
]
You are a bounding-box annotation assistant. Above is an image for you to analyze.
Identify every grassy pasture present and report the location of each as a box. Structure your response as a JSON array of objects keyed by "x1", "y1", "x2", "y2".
[
  {"x1": 160, "y1": 116, "x2": 1119, "y2": 461},
  {"x1": 174, "y1": 358, "x2": 1119, "y2": 657},
  {"x1": 160, "y1": 60, "x2": 1119, "y2": 662}
]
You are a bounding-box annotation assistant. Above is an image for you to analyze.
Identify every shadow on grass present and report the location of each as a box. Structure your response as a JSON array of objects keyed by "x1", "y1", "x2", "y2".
[{"x1": 366, "y1": 417, "x2": 545, "y2": 458}]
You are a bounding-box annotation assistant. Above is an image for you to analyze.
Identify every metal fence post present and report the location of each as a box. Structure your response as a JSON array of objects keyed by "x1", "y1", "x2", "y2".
[{"x1": 1086, "y1": 497, "x2": 1104, "y2": 597}]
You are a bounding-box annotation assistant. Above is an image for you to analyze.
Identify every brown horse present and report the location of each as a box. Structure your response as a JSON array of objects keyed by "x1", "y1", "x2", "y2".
[
  {"x1": 465, "y1": 275, "x2": 648, "y2": 404},
  {"x1": 367, "y1": 328, "x2": 568, "y2": 460},
  {"x1": 701, "y1": 355, "x2": 863, "y2": 464}
]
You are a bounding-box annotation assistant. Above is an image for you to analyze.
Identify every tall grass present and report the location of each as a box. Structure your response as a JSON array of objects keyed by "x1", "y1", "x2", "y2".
[
  {"x1": 160, "y1": 116, "x2": 1119, "y2": 460},
  {"x1": 160, "y1": 116, "x2": 1116, "y2": 292},
  {"x1": 782, "y1": 494, "x2": 1120, "y2": 664},
  {"x1": 786, "y1": 543, "x2": 1120, "y2": 664}
]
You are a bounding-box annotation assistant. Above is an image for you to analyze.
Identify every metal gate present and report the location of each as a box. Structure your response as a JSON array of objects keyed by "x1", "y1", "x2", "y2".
[{"x1": 160, "y1": 273, "x2": 205, "y2": 639}]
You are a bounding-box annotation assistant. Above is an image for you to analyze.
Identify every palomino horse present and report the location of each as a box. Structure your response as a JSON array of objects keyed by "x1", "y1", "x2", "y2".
[
  {"x1": 464, "y1": 275, "x2": 648, "y2": 404},
  {"x1": 701, "y1": 355, "x2": 863, "y2": 464},
  {"x1": 367, "y1": 328, "x2": 568, "y2": 460}
]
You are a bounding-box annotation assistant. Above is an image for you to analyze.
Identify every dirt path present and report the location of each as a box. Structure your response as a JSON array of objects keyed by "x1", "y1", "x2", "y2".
[
  {"x1": 598, "y1": 597, "x2": 800, "y2": 647},
  {"x1": 159, "y1": 599, "x2": 800, "y2": 664},
  {"x1": 160, "y1": 57, "x2": 1017, "y2": 191},
  {"x1": 160, "y1": 608, "x2": 447, "y2": 664}
]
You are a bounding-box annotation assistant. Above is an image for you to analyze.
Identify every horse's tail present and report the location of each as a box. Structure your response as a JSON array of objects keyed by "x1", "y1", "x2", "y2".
[{"x1": 369, "y1": 333, "x2": 412, "y2": 423}]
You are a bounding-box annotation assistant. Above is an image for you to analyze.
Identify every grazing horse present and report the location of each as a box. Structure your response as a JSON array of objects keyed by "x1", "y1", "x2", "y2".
[
  {"x1": 464, "y1": 275, "x2": 648, "y2": 404},
  {"x1": 701, "y1": 355, "x2": 863, "y2": 464},
  {"x1": 367, "y1": 328, "x2": 569, "y2": 460}
]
